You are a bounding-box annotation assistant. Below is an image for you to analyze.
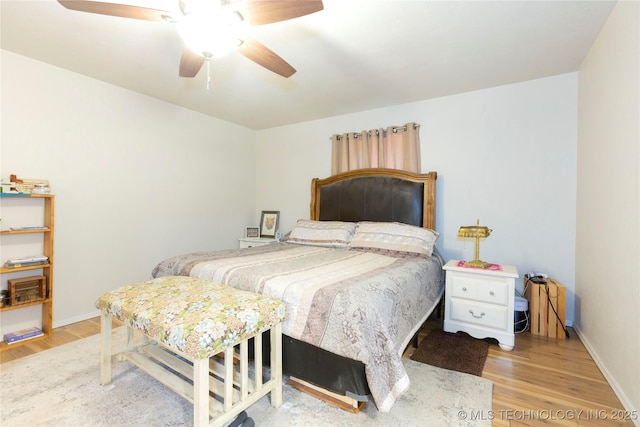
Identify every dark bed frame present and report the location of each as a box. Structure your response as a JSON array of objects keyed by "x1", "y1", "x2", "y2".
[
  {"x1": 272, "y1": 168, "x2": 439, "y2": 409},
  {"x1": 311, "y1": 168, "x2": 437, "y2": 230}
]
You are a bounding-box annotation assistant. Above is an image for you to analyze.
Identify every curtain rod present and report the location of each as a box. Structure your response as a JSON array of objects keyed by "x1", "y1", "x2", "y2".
[{"x1": 332, "y1": 123, "x2": 420, "y2": 140}]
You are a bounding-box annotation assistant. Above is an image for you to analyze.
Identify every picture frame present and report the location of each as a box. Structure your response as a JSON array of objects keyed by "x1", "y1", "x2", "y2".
[
  {"x1": 259, "y1": 211, "x2": 280, "y2": 238},
  {"x1": 245, "y1": 226, "x2": 260, "y2": 238}
]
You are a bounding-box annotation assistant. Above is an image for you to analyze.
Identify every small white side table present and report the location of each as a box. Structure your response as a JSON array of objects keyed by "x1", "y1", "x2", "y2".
[
  {"x1": 238, "y1": 237, "x2": 277, "y2": 249},
  {"x1": 443, "y1": 260, "x2": 519, "y2": 351}
]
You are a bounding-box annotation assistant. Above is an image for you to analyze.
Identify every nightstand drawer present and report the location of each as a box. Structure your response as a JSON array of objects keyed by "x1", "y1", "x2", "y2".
[
  {"x1": 239, "y1": 238, "x2": 276, "y2": 249},
  {"x1": 449, "y1": 299, "x2": 509, "y2": 330},
  {"x1": 450, "y1": 275, "x2": 508, "y2": 305}
]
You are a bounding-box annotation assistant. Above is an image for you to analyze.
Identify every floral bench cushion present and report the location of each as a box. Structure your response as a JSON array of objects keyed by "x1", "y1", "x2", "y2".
[{"x1": 96, "y1": 276, "x2": 287, "y2": 359}]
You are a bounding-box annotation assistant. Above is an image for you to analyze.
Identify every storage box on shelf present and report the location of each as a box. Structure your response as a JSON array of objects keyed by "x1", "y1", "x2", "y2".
[
  {"x1": 9, "y1": 276, "x2": 47, "y2": 306},
  {"x1": 0, "y1": 194, "x2": 55, "y2": 350}
]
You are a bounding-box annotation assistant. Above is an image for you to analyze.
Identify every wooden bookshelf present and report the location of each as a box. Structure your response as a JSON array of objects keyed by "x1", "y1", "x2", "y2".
[{"x1": 0, "y1": 194, "x2": 55, "y2": 350}]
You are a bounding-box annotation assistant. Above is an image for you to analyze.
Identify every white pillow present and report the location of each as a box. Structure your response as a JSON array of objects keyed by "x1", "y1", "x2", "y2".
[
  {"x1": 350, "y1": 222, "x2": 439, "y2": 256},
  {"x1": 286, "y1": 220, "x2": 356, "y2": 248}
]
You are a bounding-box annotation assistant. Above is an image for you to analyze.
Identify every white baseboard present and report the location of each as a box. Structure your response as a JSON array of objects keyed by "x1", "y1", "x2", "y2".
[
  {"x1": 572, "y1": 324, "x2": 639, "y2": 427},
  {"x1": 53, "y1": 310, "x2": 101, "y2": 329}
]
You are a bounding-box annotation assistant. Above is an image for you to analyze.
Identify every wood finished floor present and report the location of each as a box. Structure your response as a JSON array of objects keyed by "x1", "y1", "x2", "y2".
[{"x1": 1, "y1": 316, "x2": 634, "y2": 426}]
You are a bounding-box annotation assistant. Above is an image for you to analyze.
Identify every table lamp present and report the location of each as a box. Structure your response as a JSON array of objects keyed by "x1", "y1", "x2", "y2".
[{"x1": 458, "y1": 219, "x2": 492, "y2": 268}]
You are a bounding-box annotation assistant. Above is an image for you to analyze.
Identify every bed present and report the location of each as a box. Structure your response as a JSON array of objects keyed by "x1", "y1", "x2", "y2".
[{"x1": 151, "y1": 168, "x2": 444, "y2": 413}]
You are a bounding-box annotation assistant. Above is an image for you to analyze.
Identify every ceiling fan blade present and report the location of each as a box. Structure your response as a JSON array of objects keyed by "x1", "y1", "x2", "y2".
[
  {"x1": 239, "y1": 37, "x2": 296, "y2": 78},
  {"x1": 179, "y1": 49, "x2": 206, "y2": 77},
  {"x1": 57, "y1": 1, "x2": 172, "y2": 22},
  {"x1": 243, "y1": 0, "x2": 323, "y2": 26}
]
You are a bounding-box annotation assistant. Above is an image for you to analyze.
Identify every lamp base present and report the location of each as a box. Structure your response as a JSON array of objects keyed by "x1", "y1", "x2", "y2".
[{"x1": 461, "y1": 259, "x2": 493, "y2": 269}]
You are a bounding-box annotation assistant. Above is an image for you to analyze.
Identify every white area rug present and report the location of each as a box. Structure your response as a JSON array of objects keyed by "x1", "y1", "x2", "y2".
[{"x1": 1, "y1": 331, "x2": 492, "y2": 427}]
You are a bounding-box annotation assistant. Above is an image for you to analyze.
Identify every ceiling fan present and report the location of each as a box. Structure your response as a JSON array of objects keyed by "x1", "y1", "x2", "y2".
[{"x1": 57, "y1": 0, "x2": 324, "y2": 78}]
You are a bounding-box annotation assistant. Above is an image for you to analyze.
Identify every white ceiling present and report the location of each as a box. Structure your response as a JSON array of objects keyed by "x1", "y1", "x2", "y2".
[{"x1": 1, "y1": 0, "x2": 616, "y2": 130}]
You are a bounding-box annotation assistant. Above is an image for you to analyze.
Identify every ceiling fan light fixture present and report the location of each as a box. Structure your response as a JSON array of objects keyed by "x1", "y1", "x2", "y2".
[
  {"x1": 177, "y1": 9, "x2": 244, "y2": 58},
  {"x1": 57, "y1": 0, "x2": 323, "y2": 78}
]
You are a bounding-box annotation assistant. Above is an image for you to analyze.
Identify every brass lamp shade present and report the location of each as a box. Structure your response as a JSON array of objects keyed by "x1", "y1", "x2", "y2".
[{"x1": 458, "y1": 219, "x2": 492, "y2": 268}]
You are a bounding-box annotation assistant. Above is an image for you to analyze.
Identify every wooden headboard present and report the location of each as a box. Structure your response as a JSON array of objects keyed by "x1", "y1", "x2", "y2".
[{"x1": 310, "y1": 168, "x2": 438, "y2": 231}]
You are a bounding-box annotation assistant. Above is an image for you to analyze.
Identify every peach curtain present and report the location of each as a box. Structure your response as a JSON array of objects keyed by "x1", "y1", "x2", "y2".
[{"x1": 330, "y1": 122, "x2": 421, "y2": 175}]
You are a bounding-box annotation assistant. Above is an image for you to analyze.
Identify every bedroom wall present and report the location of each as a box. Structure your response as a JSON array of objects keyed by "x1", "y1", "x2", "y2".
[
  {"x1": 256, "y1": 73, "x2": 578, "y2": 323},
  {"x1": 0, "y1": 50, "x2": 257, "y2": 333},
  {"x1": 0, "y1": 50, "x2": 582, "y2": 355},
  {"x1": 575, "y1": 0, "x2": 639, "y2": 416}
]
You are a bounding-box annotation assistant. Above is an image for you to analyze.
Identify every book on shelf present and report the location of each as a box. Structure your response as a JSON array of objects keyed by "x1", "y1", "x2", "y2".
[
  {"x1": 9, "y1": 226, "x2": 48, "y2": 231},
  {"x1": 4, "y1": 261, "x2": 48, "y2": 269},
  {"x1": 4, "y1": 255, "x2": 49, "y2": 269},
  {"x1": 7, "y1": 255, "x2": 48, "y2": 264},
  {"x1": 3, "y1": 326, "x2": 44, "y2": 344}
]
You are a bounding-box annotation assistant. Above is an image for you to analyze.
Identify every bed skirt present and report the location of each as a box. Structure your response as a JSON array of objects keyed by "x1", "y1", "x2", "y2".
[{"x1": 256, "y1": 332, "x2": 371, "y2": 400}]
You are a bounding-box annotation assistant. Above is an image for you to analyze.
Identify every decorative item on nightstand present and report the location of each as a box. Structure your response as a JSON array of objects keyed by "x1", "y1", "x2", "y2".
[
  {"x1": 259, "y1": 211, "x2": 280, "y2": 238},
  {"x1": 457, "y1": 219, "x2": 492, "y2": 268},
  {"x1": 245, "y1": 226, "x2": 260, "y2": 239}
]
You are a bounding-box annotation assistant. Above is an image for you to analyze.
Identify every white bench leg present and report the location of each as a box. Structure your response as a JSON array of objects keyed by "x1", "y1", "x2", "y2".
[
  {"x1": 193, "y1": 358, "x2": 210, "y2": 427},
  {"x1": 100, "y1": 310, "x2": 112, "y2": 385},
  {"x1": 240, "y1": 340, "x2": 249, "y2": 400},
  {"x1": 270, "y1": 323, "x2": 283, "y2": 408},
  {"x1": 224, "y1": 346, "x2": 234, "y2": 412},
  {"x1": 255, "y1": 333, "x2": 263, "y2": 392}
]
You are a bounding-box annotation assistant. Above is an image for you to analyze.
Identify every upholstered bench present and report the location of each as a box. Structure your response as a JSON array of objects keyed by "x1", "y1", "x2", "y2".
[{"x1": 96, "y1": 276, "x2": 287, "y2": 427}]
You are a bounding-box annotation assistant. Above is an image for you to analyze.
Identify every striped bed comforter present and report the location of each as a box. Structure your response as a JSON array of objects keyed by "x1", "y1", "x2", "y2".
[{"x1": 151, "y1": 242, "x2": 444, "y2": 412}]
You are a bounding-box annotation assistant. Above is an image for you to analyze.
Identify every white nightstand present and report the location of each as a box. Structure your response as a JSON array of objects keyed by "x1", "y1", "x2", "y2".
[
  {"x1": 443, "y1": 260, "x2": 519, "y2": 351},
  {"x1": 238, "y1": 237, "x2": 277, "y2": 249}
]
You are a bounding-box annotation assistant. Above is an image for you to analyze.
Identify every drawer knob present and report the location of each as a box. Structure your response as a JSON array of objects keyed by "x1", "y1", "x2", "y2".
[
  {"x1": 462, "y1": 287, "x2": 468, "y2": 292},
  {"x1": 489, "y1": 291, "x2": 495, "y2": 296},
  {"x1": 469, "y1": 310, "x2": 485, "y2": 319}
]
